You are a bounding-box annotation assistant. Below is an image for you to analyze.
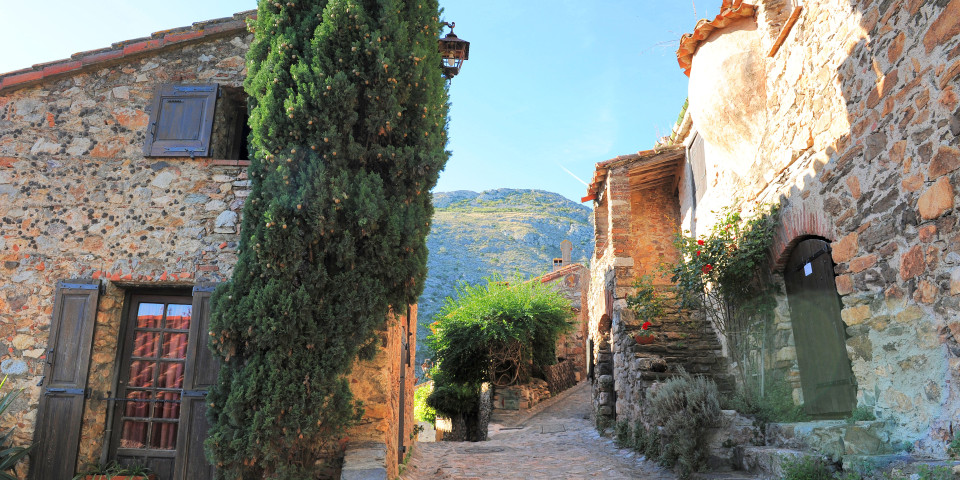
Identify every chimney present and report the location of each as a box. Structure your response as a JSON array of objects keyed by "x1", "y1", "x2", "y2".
[{"x1": 560, "y1": 239, "x2": 572, "y2": 264}]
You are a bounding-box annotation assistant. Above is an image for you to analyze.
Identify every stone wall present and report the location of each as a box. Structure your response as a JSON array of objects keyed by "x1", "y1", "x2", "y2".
[
  {"x1": 539, "y1": 263, "x2": 589, "y2": 380},
  {"x1": 0, "y1": 22, "x2": 415, "y2": 478},
  {"x1": 346, "y1": 306, "x2": 417, "y2": 479},
  {"x1": 681, "y1": 0, "x2": 960, "y2": 455},
  {"x1": 586, "y1": 153, "x2": 733, "y2": 425}
]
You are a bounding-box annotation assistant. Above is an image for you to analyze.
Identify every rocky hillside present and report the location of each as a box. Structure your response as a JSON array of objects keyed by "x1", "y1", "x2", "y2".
[{"x1": 415, "y1": 189, "x2": 594, "y2": 368}]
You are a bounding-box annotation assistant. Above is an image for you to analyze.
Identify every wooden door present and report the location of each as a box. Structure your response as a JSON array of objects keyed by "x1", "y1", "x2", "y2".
[
  {"x1": 784, "y1": 238, "x2": 857, "y2": 417},
  {"x1": 29, "y1": 280, "x2": 100, "y2": 480}
]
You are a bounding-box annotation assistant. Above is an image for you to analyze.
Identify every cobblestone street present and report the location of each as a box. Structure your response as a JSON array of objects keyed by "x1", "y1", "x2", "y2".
[{"x1": 400, "y1": 381, "x2": 677, "y2": 480}]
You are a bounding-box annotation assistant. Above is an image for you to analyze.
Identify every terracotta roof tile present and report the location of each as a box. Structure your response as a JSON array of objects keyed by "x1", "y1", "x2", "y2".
[
  {"x1": 537, "y1": 263, "x2": 587, "y2": 284},
  {"x1": 0, "y1": 10, "x2": 255, "y2": 94},
  {"x1": 676, "y1": 0, "x2": 757, "y2": 77}
]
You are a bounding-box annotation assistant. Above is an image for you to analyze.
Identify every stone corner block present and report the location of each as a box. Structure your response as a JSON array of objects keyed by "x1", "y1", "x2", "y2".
[{"x1": 341, "y1": 442, "x2": 387, "y2": 480}]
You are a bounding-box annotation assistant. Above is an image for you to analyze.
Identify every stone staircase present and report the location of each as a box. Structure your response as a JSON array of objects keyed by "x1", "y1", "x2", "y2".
[{"x1": 701, "y1": 414, "x2": 960, "y2": 478}]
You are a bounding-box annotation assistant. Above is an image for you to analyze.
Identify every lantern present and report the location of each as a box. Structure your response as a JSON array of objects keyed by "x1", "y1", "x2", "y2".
[{"x1": 438, "y1": 22, "x2": 470, "y2": 79}]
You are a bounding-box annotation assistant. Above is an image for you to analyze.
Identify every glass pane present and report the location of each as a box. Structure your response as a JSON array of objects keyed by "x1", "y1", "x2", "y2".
[
  {"x1": 165, "y1": 304, "x2": 192, "y2": 330},
  {"x1": 123, "y1": 391, "x2": 153, "y2": 418},
  {"x1": 136, "y1": 303, "x2": 164, "y2": 328},
  {"x1": 128, "y1": 360, "x2": 156, "y2": 388},
  {"x1": 120, "y1": 420, "x2": 149, "y2": 448},
  {"x1": 151, "y1": 392, "x2": 181, "y2": 450},
  {"x1": 157, "y1": 361, "x2": 185, "y2": 389},
  {"x1": 131, "y1": 331, "x2": 159, "y2": 359},
  {"x1": 150, "y1": 421, "x2": 179, "y2": 450},
  {"x1": 162, "y1": 333, "x2": 189, "y2": 359}
]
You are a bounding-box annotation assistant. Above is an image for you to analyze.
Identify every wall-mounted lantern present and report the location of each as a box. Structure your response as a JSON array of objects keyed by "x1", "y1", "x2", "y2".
[{"x1": 438, "y1": 22, "x2": 469, "y2": 79}]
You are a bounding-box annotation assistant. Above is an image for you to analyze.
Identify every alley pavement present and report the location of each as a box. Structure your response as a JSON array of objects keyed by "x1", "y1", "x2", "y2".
[{"x1": 400, "y1": 381, "x2": 678, "y2": 480}]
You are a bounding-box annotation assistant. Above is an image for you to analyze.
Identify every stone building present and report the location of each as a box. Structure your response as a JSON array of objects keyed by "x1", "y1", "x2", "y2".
[
  {"x1": 584, "y1": 0, "x2": 960, "y2": 458},
  {"x1": 0, "y1": 12, "x2": 415, "y2": 480}
]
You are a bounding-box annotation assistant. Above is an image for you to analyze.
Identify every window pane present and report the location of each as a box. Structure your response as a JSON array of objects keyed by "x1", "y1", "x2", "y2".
[
  {"x1": 136, "y1": 303, "x2": 164, "y2": 329},
  {"x1": 150, "y1": 422, "x2": 179, "y2": 450},
  {"x1": 157, "y1": 361, "x2": 185, "y2": 389},
  {"x1": 123, "y1": 391, "x2": 153, "y2": 419},
  {"x1": 151, "y1": 392, "x2": 181, "y2": 450},
  {"x1": 121, "y1": 420, "x2": 149, "y2": 449},
  {"x1": 162, "y1": 333, "x2": 189, "y2": 359},
  {"x1": 165, "y1": 304, "x2": 192, "y2": 330},
  {"x1": 132, "y1": 331, "x2": 159, "y2": 359},
  {"x1": 128, "y1": 360, "x2": 156, "y2": 388}
]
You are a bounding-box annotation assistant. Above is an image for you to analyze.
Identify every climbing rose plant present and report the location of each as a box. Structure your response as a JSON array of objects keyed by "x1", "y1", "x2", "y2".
[
  {"x1": 669, "y1": 204, "x2": 780, "y2": 394},
  {"x1": 205, "y1": 0, "x2": 449, "y2": 477}
]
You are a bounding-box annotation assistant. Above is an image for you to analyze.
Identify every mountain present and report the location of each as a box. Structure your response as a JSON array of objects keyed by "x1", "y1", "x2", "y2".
[{"x1": 415, "y1": 188, "x2": 594, "y2": 369}]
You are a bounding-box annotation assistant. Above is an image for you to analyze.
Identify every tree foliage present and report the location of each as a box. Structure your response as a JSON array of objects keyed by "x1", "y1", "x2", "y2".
[
  {"x1": 426, "y1": 274, "x2": 572, "y2": 410},
  {"x1": 205, "y1": 0, "x2": 449, "y2": 477}
]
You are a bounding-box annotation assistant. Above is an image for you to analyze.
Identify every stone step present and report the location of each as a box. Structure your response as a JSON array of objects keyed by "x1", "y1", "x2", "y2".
[
  {"x1": 766, "y1": 420, "x2": 898, "y2": 458},
  {"x1": 733, "y1": 446, "x2": 806, "y2": 478}
]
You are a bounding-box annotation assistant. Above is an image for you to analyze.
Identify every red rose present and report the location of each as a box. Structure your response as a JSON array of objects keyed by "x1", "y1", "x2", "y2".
[
  {"x1": 696, "y1": 250, "x2": 701, "y2": 256},
  {"x1": 702, "y1": 264, "x2": 713, "y2": 274},
  {"x1": 641, "y1": 321, "x2": 652, "y2": 330},
  {"x1": 697, "y1": 239, "x2": 705, "y2": 245}
]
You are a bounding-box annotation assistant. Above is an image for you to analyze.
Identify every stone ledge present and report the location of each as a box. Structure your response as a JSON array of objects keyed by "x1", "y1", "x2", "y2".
[{"x1": 340, "y1": 441, "x2": 387, "y2": 480}]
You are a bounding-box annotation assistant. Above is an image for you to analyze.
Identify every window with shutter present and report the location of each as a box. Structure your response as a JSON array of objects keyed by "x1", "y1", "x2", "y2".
[
  {"x1": 143, "y1": 84, "x2": 218, "y2": 157},
  {"x1": 688, "y1": 132, "x2": 707, "y2": 205}
]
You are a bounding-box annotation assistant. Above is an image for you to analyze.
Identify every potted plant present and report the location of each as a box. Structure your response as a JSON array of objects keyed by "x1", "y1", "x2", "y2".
[
  {"x1": 72, "y1": 462, "x2": 155, "y2": 480},
  {"x1": 0, "y1": 376, "x2": 32, "y2": 480},
  {"x1": 633, "y1": 321, "x2": 656, "y2": 344},
  {"x1": 627, "y1": 275, "x2": 665, "y2": 345}
]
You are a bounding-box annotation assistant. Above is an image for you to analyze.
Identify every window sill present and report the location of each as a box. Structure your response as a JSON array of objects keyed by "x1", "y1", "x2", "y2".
[{"x1": 210, "y1": 159, "x2": 251, "y2": 166}]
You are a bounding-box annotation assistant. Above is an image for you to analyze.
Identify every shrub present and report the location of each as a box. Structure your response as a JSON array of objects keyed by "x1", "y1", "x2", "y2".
[
  {"x1": 647, "y1": 371, "x2": 722, "y2": 479},
  {"x1": 723, "y1": 373, "x2": 808, "y2": 426},
  {"x1": 614, "y1": 420, "x2": 631, "y2": 447},
  {"x1": 847, "y1": 406, "x2": 876, "y2": 423},
  {"x1": 949, "y1": 430, "x2": 960, "y2": 458},
  {"x1": 780, "y1": 455, "x2": 833, "y2": 480},
  {"x1": 413, "y1": 383, "x2": 436, "y2": 425},
  {"x1": 428, "y1": 274, "x2": 573, "y2": 388}
]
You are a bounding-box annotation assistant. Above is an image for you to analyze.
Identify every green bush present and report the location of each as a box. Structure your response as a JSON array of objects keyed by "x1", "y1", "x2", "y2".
[
  {"x1": 425, "y1": 379, "x2": 477, "y2": 419},
  {"x1": 949, "y1": 431, "x2": 960, "y2": 458},
  {"x1": 780, "y1": 456, "x2": 834, "y2": 480},
  {"x1": 647, "y1": 371, "x2": 722, "y2": 479},
  {"x1": 614, "y1": 420, "x2": 631, "y2": 448},
  {"x1": 722, "y1": 370, "x2": 808, "y2": 428},
  {"x1": 847, "y1": 406, "x2": 876, "y2": 423},
  {"x1": 428, "y1": 274, "x2": 573, "y2": 388},
  {"x1": 427, "y1": 274, "x2": 573, "y2": 427},
  {"x1": 413, "y1": 383, "x2": 436, "y2": 424}
]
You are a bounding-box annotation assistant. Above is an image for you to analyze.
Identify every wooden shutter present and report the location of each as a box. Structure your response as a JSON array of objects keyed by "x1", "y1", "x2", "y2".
[
  {"x1": 172, "y1": 284, "x2": 219, "y2": 480},
  {"x1": 784, "y1": 239, "x2": 857, "y2": 417},
  {"x1": 29, "y1": 279, "x2": 100, "y2": 480},
  {"x1": 689, "y1": 133, "x2": 707, "y2": 204},
  {"x1": 143, "y1": 84, "x2": 218, "y2": 157}
]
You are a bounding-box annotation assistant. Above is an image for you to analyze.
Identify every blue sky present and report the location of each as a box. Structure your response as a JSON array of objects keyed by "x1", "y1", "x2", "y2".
[{"x1": 0, "y1": 1, "x2": 720, "y2": 204}]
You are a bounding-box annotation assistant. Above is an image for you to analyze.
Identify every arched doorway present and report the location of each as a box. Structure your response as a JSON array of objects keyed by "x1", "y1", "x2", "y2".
[{"x1": 784, "y1": 238, "x2": 857, "y2": 418}]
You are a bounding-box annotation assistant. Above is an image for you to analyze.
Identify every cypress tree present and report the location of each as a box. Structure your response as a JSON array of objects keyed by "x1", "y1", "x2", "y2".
[{"x1": 205, "y1": 0, "x2": 449, "y2": 477}]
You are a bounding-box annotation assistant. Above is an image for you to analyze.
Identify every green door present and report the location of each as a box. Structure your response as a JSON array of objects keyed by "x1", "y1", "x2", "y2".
[{"x1": 784, "y1": 238, "x2": 857, "y2": 418}]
